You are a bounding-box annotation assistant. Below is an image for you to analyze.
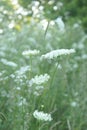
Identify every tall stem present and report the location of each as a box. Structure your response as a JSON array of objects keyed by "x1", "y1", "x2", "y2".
[
  {"x1": 44, "y1": 21, "x2": 50, "y2": 38},
  {"x1": 22, "y1": 99, "x2": 25, "y2": 130},
  {"x1": 49, "y1": 62, "x2": 58, "y2": 89}
]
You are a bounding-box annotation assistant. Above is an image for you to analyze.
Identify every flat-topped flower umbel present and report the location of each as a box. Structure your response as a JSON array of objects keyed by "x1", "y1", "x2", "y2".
[
  {"x1": 22, "y1": 49, "x2": 40, "y2": 56},
  {"x1": 33, "y1": 110, "x2": 52, "y2": 121},
  {"x1": 29, "y1": 74, "x2": 50, "y2": 86},
  {"x1": 41, "y1": 49, "x2": 75, "y2": 60}
]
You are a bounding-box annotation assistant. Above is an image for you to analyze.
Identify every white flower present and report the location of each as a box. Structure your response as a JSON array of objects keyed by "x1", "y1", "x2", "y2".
[
  {"x1": 33, "y1": 110, "x2": 52, "y2": 121},
  {"x1": 29, "y1": 74, "x2": 50, "y2": 86},
  {"x1": 18, "y1": 97, "x2": 27, "y2": 106},
  {"x1": 33, "y1": 91, "x2": 40, "y2": 96},
  {"x1": 55, "y1": 17, "x2": 65, "y2": 32},
  {"x1": 71, "y1": 101, "x2": 78, "y2": 107},
  {"x1": 81, "y1": 54, "x2": 87, "y2": 59},
  {"x1": 73, "y1": 23, "x2": 79, "y2": 28},
  {"x1": 22, "y1": 49, "x2": 40, "y2": 56},
  {"x1": 0, "y1": 29, "x2": 3, "y2": 34},
  {"x1": 41, "y1": 49, "x2": 75, "y2": 60},
  {"x1": 35, "y1": 85, "x2": 44, "y2": 90},
  {"x1": 34, "y1": 86, "x2": 44, "y2": 96},
  {"x1": 1, "y1": 58, "x2": 17, "y2": 67},
  {"x1": 16, "y1": 66, "x2": 31, "y2": 75},
  {"x1": 8, "y1": 21, "x2": 15, "y2": 29},
  {"x1": 40, "y1": 19, "x2": 48, "y2": 30}
]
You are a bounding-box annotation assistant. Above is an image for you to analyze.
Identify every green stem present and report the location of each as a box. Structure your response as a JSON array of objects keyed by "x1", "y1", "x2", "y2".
[
  {"x1": 22, "y1": 99, "x2": 25, "y2": 130},
  {"x1": 0, "y1": 112, "x2": 7, "y2": 121},
  {"x1": 29, "y1": 56, "x2": 32, "y2": 78},
  {"x1": 44, "y1": 21, "x2": 50, "y2": 38},
  {"x1": 49, "y1": 62, "x2": 58, "y2": 89}
]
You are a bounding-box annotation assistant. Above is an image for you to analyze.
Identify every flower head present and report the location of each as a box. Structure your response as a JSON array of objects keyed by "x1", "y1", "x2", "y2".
[
  {"x1": 29, "y1": 73, "x2": 50, "y2": 86},
  {"x1": 55, "y1": 17, "x2": 65, "y2": 32},
  {"x1": 70, "y1": 101, "x2": 78, "y2": 107},
  {"x1": 41, "y1": 49, "x2": 75, "y2": 60},
  {"x1": 33, "y1": 110, "x2": 52, "y2": 121},
  {"x1": 22, "y1": 49, "x2": 40, "y2": 56},
  {"x1": 1, "y1": 58, "x2": 17, "y2": 67}
]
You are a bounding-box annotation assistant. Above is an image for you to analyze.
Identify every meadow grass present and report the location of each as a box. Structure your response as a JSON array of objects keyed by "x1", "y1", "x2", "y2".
[{"x1": 0, "y1": 21, "x2": 87, "y2": 130}]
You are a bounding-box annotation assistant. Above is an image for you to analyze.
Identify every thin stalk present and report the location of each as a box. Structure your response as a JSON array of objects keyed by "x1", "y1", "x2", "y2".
[
  {"x1": 39, "y1": 122, "x2": 49, "y2": 130},
  {"x1": 50, "y1": 121, "x2": 61, "y2": 130},
  {"x1": 22, "y1": 99, "x2": 25, "y2": 130},
  {"x1": 67, "y1": 119, "x2": 72, "y2": 130},
  {"x1": 44, "y1": 21, "x2": 50, "y2": 38},
  {"x1": 0, "y1": 112, "x2": 7, "y2": 121},
  {"x1": 29, "y1": 56, "x2": 32, "y2": 78},
  {"x1": 49, "y1": 62, "x2": 58, "y2": 89}
]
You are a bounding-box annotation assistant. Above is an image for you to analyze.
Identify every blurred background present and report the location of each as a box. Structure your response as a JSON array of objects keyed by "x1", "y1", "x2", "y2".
[
  {"x1": 0, "y1": 0, "x2": 87, "y2": 130},
  {"x1": 0, "y1": 0, "x2": 87, "y2": 32}
]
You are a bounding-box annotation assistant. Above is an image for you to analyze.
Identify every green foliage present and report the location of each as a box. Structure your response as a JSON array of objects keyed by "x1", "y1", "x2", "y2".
[{"x1": 62, "y1": 0, "x2": 87, "y2": 32}]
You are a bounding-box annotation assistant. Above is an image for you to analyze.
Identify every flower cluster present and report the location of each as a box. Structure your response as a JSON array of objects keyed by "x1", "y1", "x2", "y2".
[
  {"x1": 70, "y1": 101, "x2": 78, "y2": 107},
  {"x1": 55, "y1": 17, "x2": 65, "y2": 32},
  {"x1": 34, "y1": 85, "x2": 44, "y2": 96},
  {"x1": 22, "y1": 49, "x2": 40, "y2": 56},
  {"x1": 10, "y1": 66, "x2": 31, "y2": 86},
  {"x1": 1, "y1": 58, "x2": 17, "y2": 67},
  {"x1": 33, "y1": 110, "x2": 52, "y2": 121},
  {"x1": 29, "y1": 73, "x2": 50, "y2": 86},
  {"x1": 15, "y1": 66, "x2": 31, "y2": 75},
  {"x1": 41, "y1": 49, "x2": 75, "y2": 60}
]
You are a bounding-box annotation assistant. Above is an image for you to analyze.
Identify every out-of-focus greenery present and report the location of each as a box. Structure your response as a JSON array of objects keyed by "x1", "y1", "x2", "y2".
[
  {"x1": 62, "y1": 0, "x2": 87, "y2": 32},
  {"x1": 18, "y1": 0, "x2": 87, "y2": 32},
  {"x1": 0, "y1": 0, "x2": 87, "y2": 32}
]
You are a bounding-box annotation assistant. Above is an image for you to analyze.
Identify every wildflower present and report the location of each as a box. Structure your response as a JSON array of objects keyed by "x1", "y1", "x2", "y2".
[
  {"x1": 22, "y1": 49, "x2": 40, "y2": 56},
  {"x1": 55, "y1": 17, "x2": 65, "y2": 32},
  {"x1": 40, "y1": 19, "x2": 48, "y2": 30},
  {"x1": 0, "y1": 29, "x2": 3, "y2": 34},
  {"x1": 57, "y1": 64, "x2": 62, "y2": 69},
  {"x1": 0, "y1": 70, "x2": 6, "y2": 76},
  {"x1": 70, "y1": 101, "x2": 78, "y2": 107},
  {"x1": 29, "y1": 74, "x2": 50, "y2": 86},
  {"x1": 15, "y1": 66, "x2": 31, "y2": 75},
  {"x1": 81, "y1": 54, "x2": 87, "y2": 59},
  {"x1": 35, "y1": 85, "x2": 44, "y2": 90},
  {"x1": 33, "y1": 110, "x2": 52, "y2": 121},
  {"x1": 1, "y1": 58, "x2": 17, "y2": 67},
  {"x1": 8, "y1": 21, "x2": 15, "y2": 29},
  {"x1": 0, "y1": 51, "x2": 5, "y2": 57},
  {"x1": 53, "y1": 2, "x2": 63, "y2": 11},
  {"x1": 34, "y1": 86, "x2": 44, "y2": 96},
  {"x1": 41, "y1": 49, "x2": 75, "y2": 60},
  {"x1": 10, "y1": 66, "x2": 30, "y2": 86},
  {"x1": 18, "y1": 97, "x2": 27, "y2": 106},
  {"x1": 33, "y1": 91, "x2": 40, "y2": 96},
  {"x1": 73, "y1": 23, "x2": 79, "y2": 28}
]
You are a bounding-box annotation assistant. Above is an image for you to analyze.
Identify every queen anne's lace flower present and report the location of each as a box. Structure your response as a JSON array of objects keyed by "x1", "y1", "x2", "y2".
[
  {"x1": 33, "y1": 110, "x2": 52, "y2": 121},
  {"x1": 16, "y1": 66, "x2": 31, "y2": 75},
  {"x1": 70, "y1": 101, "x2": 78, "y2": 107},
  {"x1": 22, "y1": 49, "x2": 40, "y2": 56},
  {"x1": 41, "y1": 49, "x2": 75, "y2": 60},
  {"x1": 55, "y1": 17, "x2": 65, "y2": 32},
  {"x1": 1, "y1": 58, "x2": 17, "y2": 67},
  {"x1": 29, "y1": 74, "x2": 50, "y2": 86}
]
